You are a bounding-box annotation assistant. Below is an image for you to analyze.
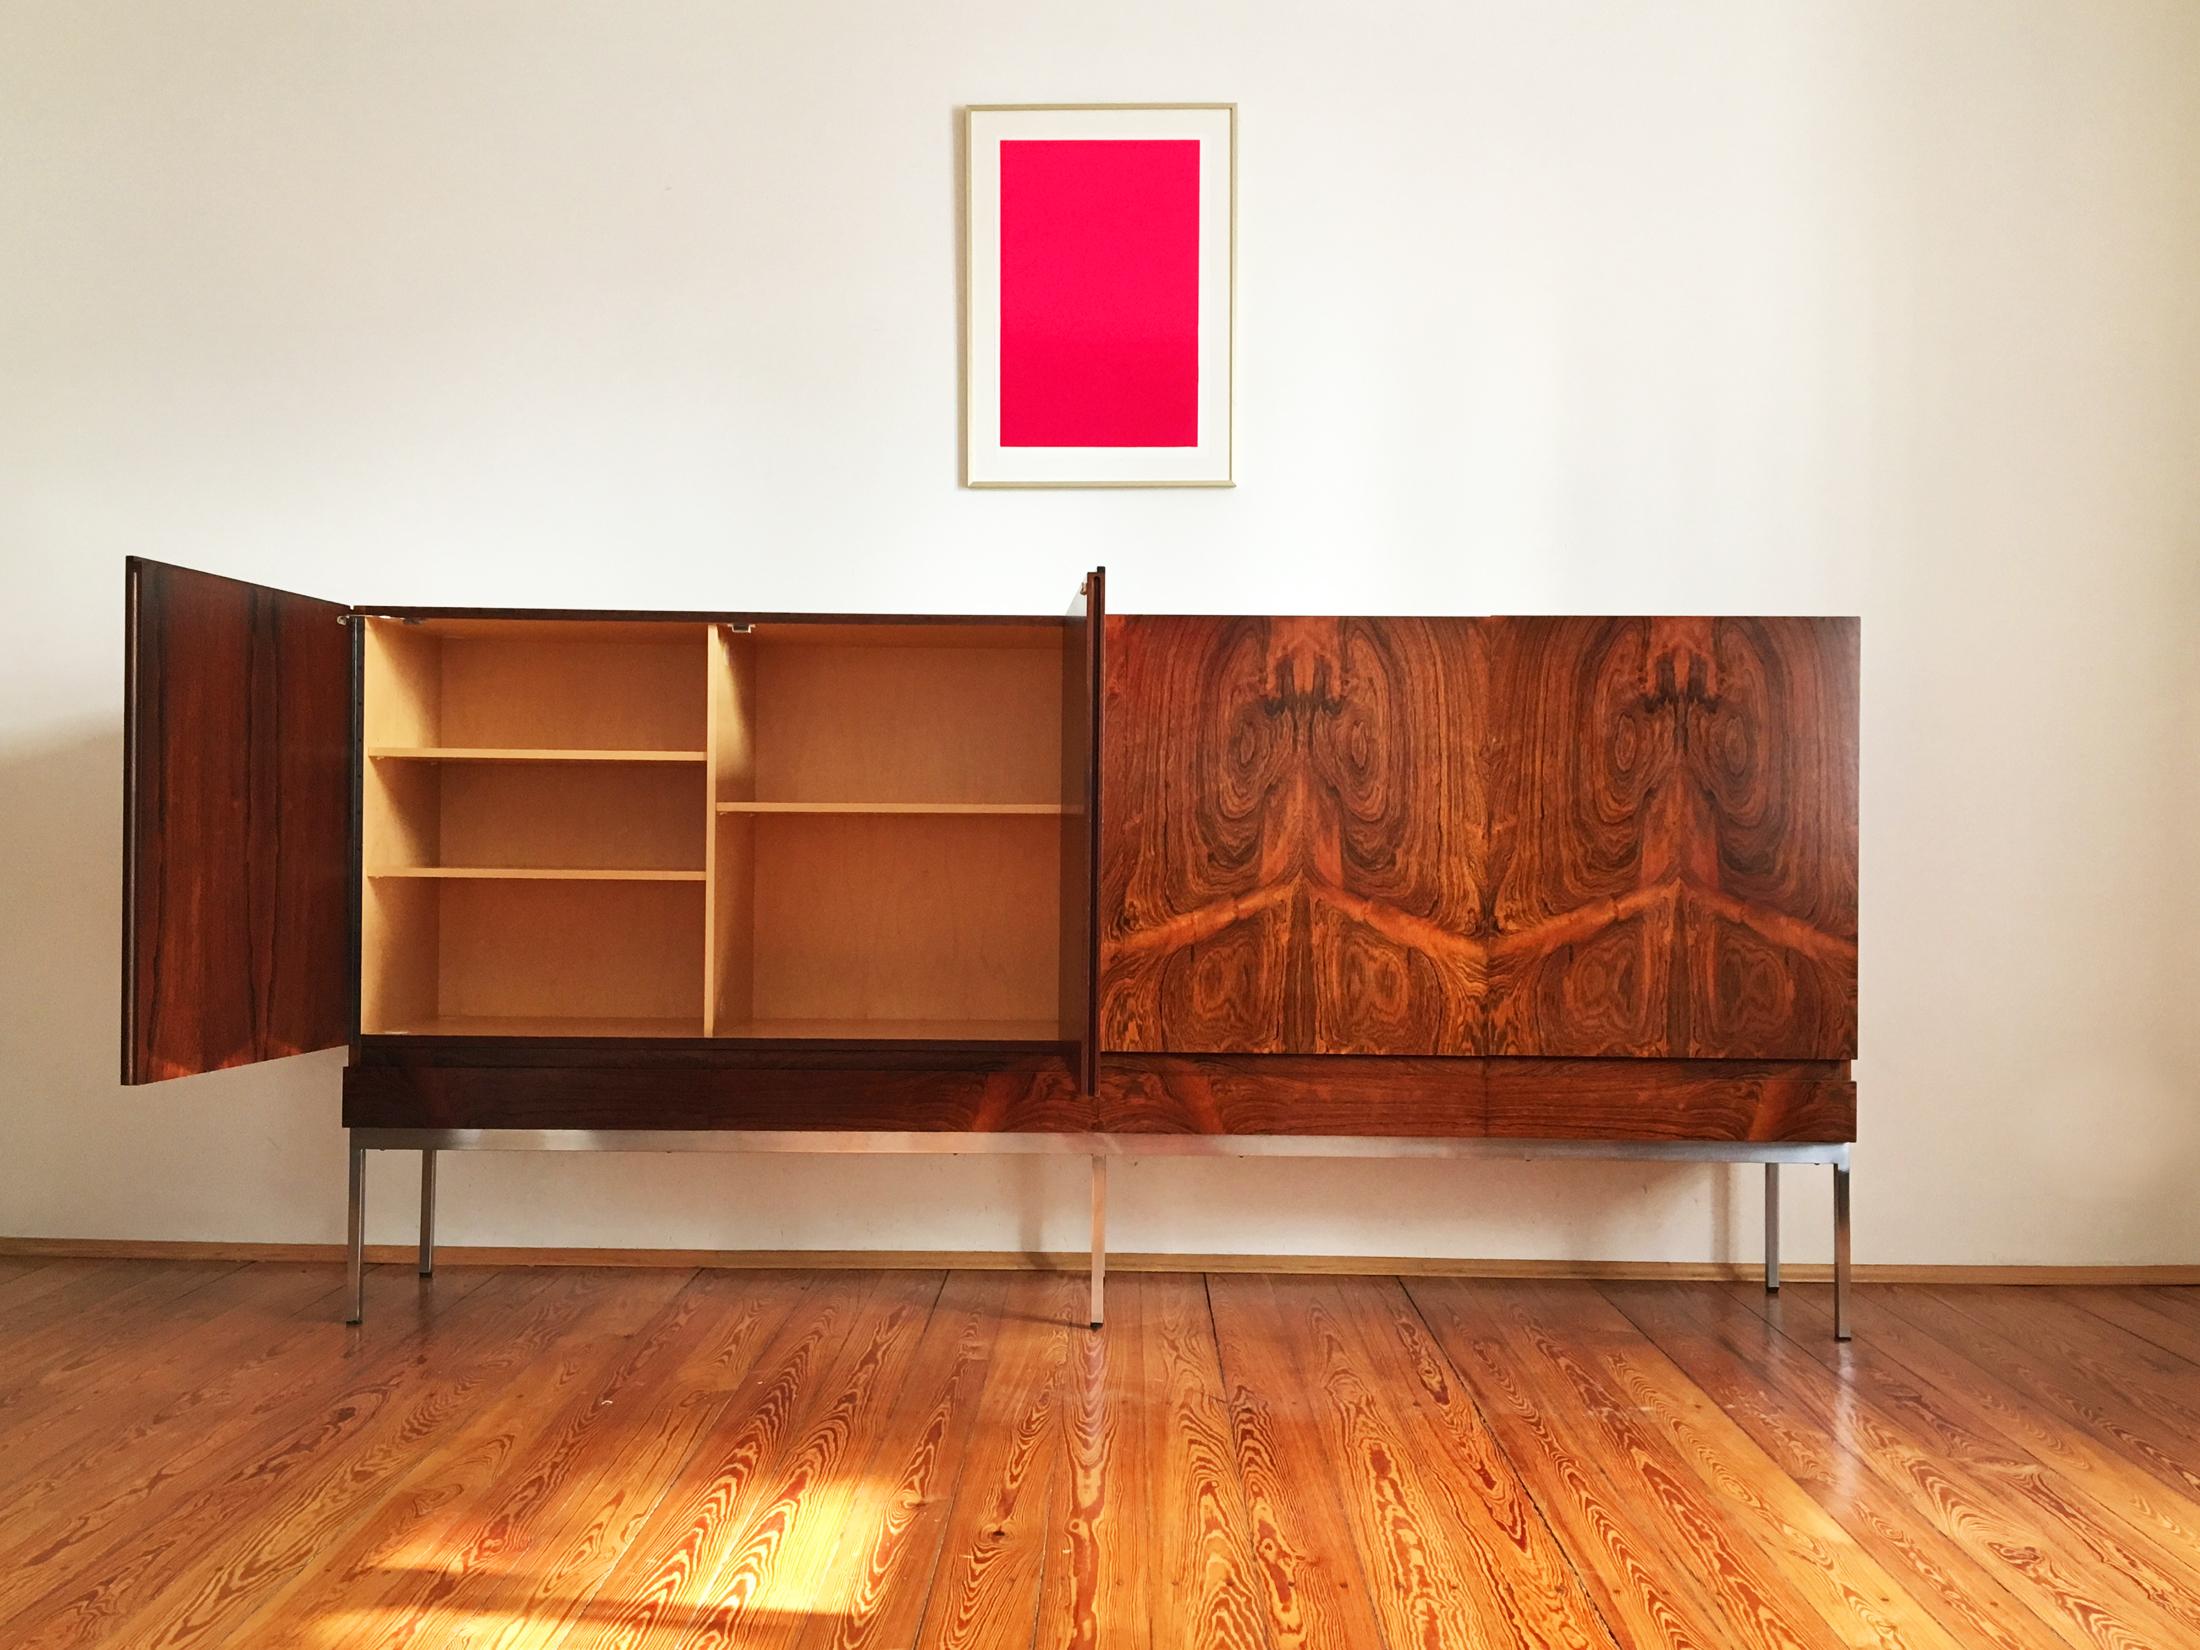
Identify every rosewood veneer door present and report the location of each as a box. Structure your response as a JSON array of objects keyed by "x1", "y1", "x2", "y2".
[
  {"x1": 1481, "y1": 617, "x2": 1857, "y2": 1059},
  {"x1": 1098, "y1": 614, "x2": 1858, "y2": 1058},
  {"x1": 1100, "y1": 615, "x2": 1488, "y2": 1053},
  {"x1": 123, "y1": 558, "x2": 354, "y2": 1083}
]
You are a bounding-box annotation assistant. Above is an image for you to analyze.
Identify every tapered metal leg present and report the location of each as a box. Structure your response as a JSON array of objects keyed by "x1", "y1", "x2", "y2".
[
  {"x1": 418, "y1": 1149, "x2": 437, "y2": 1277},
  {"x1": 346, "y1": 1137, "x2": 366, "y2": 1324},
  {"x1": 1764, "y1": 1163, "x2": 1781, "y2": 1292},
  {"x1": 1832, "y1": 1156, "x2": 1852, "y2": 1340},
  {"x1": 1089, "y1": 1155, "x2": 1107, "y2": 1329}
]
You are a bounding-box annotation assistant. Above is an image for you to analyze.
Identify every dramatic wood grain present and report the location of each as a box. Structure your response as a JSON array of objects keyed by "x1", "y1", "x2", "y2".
[
  {"x1": 10, "y1": 1266, "x2": 2200, "y2": 1648},
  {"x1": 1481, "y1": 617, "x2": 1859, "y2": 1060},
  {"x1": 916, "y1": 1273, "x2": 1083, "y2": 1650},
  {"x1": 1236, "y1": 1274, "x2": 1620, "y2": 1649},
  {"x1": 732, "y1": 1271, "x2": 999, "y2": 1650},
  {"x1": 1157, "y1": 1278, "x2": 1274, "y2": 1645},
  {"x1": 786, "y1": 1271, "x2": 1014, "y2": 1650},
  {"x1": 124, "y1": 557, "x2": 355, "y2": 1083},
  {"x1": 1204, "y1": 1274, "x2": 1393, "y2": 1650},
  {"x1": 44, "y1": 1273, "x2": 700, "y2": 1650},
  {"x1": 1412, "y1": 1277, "x2": 1817, "y2": 1650},
  {"x1": 1428, "y1": 1280, "x2": 1971, "y2": 1649},
  {"x1": 1097, "y1": 1055, "x2": 1854, "y2": 1140},
  {"x1": 255, "y1": 1271, "x2": 815, "y2": 1650},
  {"x1": 1034, "y1": 1272, "x2": 1152, "y2": 1645},
  {"x1": 1100, "y1": 615, "x2": 1857, "y2": 1061}
]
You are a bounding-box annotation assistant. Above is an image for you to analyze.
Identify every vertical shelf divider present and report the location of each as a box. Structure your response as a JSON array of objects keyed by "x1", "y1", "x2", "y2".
[
  {"x1": 703, "y1": 627, "x2": 720, "y2": 1036},
  {"x1": 706, "y1": 626, "x2": 756, "y2": 1036}
]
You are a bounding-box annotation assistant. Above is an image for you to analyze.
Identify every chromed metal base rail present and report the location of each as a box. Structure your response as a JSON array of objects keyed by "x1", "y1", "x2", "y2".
[
  {"x1": 1766, "y1": 1162, "x2": 1781, "y2": 1292},
  {"x1": 346, "y1": 1129, "x2": 1853, "y2": 1337}
]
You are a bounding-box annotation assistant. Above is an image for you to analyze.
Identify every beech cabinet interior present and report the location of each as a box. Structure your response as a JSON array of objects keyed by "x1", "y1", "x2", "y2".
[
  {"x1": 363, "y1": 618, "x2": 1081, "y2": 1043},
  {"x1": 123, "y1": 558, "x2": 1101, "y2": 1081}
]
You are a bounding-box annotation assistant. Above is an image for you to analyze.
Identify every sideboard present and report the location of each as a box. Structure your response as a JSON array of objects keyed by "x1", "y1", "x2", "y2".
[{"x1": 123, "y1": 559, "x2": 1859, "y2": 1333}]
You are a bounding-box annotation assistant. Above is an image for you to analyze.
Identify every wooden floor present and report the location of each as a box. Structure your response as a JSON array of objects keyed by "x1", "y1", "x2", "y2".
[{"x1": 3, "y1": 1262, "x2": 2200, "y2": 1649}]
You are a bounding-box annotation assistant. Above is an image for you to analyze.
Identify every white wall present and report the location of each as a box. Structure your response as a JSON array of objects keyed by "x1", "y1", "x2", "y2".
[{"x1": 4, "y1": 0, "x2": 2196, "y2": 1267}]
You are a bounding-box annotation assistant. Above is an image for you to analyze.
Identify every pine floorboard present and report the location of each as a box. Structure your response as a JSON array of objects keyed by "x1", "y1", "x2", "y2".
[{"x1": 2, "y1": 1265, "x2": 2197, "y2": 1648}]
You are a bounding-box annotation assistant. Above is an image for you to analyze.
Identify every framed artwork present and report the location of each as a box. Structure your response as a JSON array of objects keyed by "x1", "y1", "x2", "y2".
[{"x1": 963, "y1": 103, "x2": 1235, "y2": 488}]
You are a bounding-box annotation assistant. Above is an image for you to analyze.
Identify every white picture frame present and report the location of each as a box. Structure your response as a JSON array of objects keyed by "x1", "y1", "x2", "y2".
[{"x1": 963, "y1": 103, "x2": 1236, "y2": 488}]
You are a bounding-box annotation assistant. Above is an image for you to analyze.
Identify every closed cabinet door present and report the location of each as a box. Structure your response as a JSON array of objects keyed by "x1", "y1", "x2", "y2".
[
  {"x1": 1100, "y1": 615, "x2": 1486, "y2": 1054},
  {"x1": 1098, "y1": 614, "x2": 1857, "y2": 1058},
  {"x1": 124, "y1": 558, "x2": 356, "y2": 1083}
]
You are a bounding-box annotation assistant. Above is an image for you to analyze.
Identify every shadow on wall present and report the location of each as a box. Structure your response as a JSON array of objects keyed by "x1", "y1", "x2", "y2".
[{"x1": 0, "y1": 721, "x2": 125, "y2": 1095}]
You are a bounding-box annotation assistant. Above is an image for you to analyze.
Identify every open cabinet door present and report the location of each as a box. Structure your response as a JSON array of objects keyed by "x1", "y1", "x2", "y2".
[
  {"x1": 123, "y1": 558, "x2": 355, "y2": 1083},
  {"x1": 1059, "y1": 568, "x2": 1105, "y2": 1091}
]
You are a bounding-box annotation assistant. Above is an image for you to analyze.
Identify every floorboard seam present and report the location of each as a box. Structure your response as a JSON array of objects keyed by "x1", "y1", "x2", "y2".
[
  {"x1": 1603, "y1": 1279, "x2": 2100, "y2": 1650},
  {"x1": 1195, "y1": 1272, "x2": 1286, "y2": 1650},
  {"x1": 2053, "y1": 1287, "x2": 2200, "y2": 1371},
  {"x1": 1414, "y1": 1278, "x2": 1636, "y2": 1650}
]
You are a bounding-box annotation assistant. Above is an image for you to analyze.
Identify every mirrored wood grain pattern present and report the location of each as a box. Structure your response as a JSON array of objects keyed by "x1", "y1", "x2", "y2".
[{"x1": 1100, "y1": 615, "x2": 1858, "y2": 1059}]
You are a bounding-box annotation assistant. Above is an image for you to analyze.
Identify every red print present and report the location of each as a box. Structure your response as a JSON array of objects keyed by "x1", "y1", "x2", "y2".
[{"x1": 999, "y1": 139, "x2": 1200, "y2": 448}]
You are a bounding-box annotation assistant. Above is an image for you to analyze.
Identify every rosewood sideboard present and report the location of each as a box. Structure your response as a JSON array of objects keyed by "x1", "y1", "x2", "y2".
[{"x1": 123, "y1": 560, "x2": 1859, "y2": 1333}]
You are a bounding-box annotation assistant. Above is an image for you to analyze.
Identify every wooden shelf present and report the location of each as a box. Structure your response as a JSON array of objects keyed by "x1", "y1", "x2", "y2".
[
  {"x1": 369, "y1": 747, "x2": 707, "y2": 764},
  {"x1": 373, "y1": 1015, "x2": 706, "y2": 1039},
  {"x1": 371, "y1": 1014, "x2": 1056, "y2": 1042},
  {"x1": 712, "y1": 1017, "x2": 1064, "y2": 1043},
  {"x1": 355, "y1": 611, "x2": 1081, "y2": 1042},
  {"x1": 746, "y1": 622, "x2": 1062, "y2": 650},
  {"x1": 368, "y1": 867, "x2": 705, "y2": 882},
  {"x1": 715, "y1": 801, "x2": 1065, "y2": 816}
]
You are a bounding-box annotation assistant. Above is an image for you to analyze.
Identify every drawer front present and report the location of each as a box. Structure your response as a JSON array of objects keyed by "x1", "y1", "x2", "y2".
[
  {"x1": 343, "y1": 1055, "x2": 1087, "y2": 1132},
  {"x1": 1095, "y1": 1055, "x2": 1855, "y2": 1141}
]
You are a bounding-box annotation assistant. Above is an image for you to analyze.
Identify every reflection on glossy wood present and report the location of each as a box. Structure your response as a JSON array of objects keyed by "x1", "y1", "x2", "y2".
[
  {"x1": 1605, "y1": 1281, "x2": 2200, "y2": 1650},
  {"x1": 1751, "y1": 1282, "x2": 2200, "y2": 1633},
  {"x1": 1101, "y1": 615, "x2": 1858, "y2": 1059},
  {"x1": 7, "y1": 1266, "x2": 2199, "y2": 1649},
  {"x1": 1415, "y1": 1279, "x2": 1966, "y2": 1650}
]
